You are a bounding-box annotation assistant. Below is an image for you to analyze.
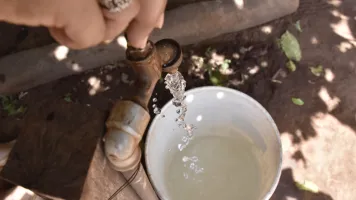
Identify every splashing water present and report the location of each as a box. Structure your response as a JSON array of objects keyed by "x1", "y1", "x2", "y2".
[
  {"x1": 164, "y1": 71, "x2": 195, "y2": 151},
  {"x1": 153, "y1": 107, "x2": 161, "y2": 114}
]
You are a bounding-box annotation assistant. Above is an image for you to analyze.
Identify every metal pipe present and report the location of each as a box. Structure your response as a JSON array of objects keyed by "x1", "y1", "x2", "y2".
[{"x1": 103, "y1": 39, "x2": 182, "y2": 199}]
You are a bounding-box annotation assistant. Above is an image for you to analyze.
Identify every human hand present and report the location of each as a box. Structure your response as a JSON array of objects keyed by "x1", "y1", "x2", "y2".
[
  {"x1": 0, "y1": 0, "x2": 166, "y2": 49},
  {"x1": 102, "y1": 0, "x2": 167, "y2": 48}
]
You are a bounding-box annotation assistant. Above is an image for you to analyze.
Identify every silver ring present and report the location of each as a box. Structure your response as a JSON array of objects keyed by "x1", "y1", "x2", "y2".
[{"x1": 99, "y1": 0, "x2": 132, "y2": 13}]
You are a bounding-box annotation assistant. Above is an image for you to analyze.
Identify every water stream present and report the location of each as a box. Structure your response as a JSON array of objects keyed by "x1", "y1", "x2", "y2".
[{"x1": 164, "y1": 71, "x2": 195, "y2": 151}]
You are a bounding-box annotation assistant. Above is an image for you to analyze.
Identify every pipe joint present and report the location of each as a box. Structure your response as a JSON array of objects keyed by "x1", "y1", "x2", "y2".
[{"x1": 104, "y1": 101, "x2": 150, "y2": 171}]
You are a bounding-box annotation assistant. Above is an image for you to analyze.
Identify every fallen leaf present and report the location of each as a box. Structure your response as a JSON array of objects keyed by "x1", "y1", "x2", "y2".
[
  {"x1": 280, "y1": 31, "x2": 302, "y2": 61},
  {"x1": 310, "y1": 65, "x2": 323, "y2": 76},
  {"x1": 9, "y1": 105, "x2": 27, "y2": 116},
  {"x1": 295, "y1": 20, "x2": 302, "y2": 32},
  {"x1": 292, "y1": 98, "x2": 304, "y2": 106},
  {"x1": 286, "y1": 60, "x2": 297, "y2": 72},
  {"x1": 271, "y1": 79, "x2": 282, "y2": 84},
  {"x1": 18, "y1": 91, "x2": 28, "y2": 100},
  {"x1": 296, "y1": 180, "x2": 319, "y2": 193},
  {"x1": 239, "y1": 46, "x2": 253, "y2": 54}
]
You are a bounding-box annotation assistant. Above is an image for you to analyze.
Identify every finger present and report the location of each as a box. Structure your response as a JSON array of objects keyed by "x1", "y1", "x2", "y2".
[
  {"x1": 126, "y1": 0, "x2": 167, "y2": 48},
  {"x1": 126, "y1": 20, "x2": 153, "y2": 48},
  {"x1": 102, "y1": 0, "x2": 140, "y2": 41},
  {"x1": 49, "y1": 28, "x2": 78, "y2": 49},
  {"x1": 156, "y1": 13, "x2": 164, "y2": 29},
  {"x1": 136, "y1": 0, "x2": 167, "y2": 23},
  {"x1": 60, "y1": 0, "x2": 106, "y2": 49}
]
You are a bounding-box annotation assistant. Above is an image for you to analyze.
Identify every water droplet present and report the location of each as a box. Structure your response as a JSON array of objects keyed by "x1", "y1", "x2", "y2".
[
  {"x1": 183, "y1": 173, "x2": 189, "y2": 179},
  {"x1": 182, "y1": 136, "x2": 188, "y2": 142},
  {"x1": 153, "y1": 107, "x2": 161, "y2": 114},
  {"x1": 152, "y1": 98, "x2": 157, "y2": 102},
  {"x1": 190, "y1": 163, "x2": 195, "y2": 169},
  {"x1": 191, "y1": 156, "x2": 199, "y2": 162},
  {"x1": 164, "y1": 71, "x2": 195, "y2": 151},
  {"x1": 182, "y1": 156, "x2": 189, "y2": 162},
  {"x1": 195, "y1": 167, "x2": 204, "y2": 174},
  {"x1": 178, "y1": 144, "x2": 184, "y2": 151},
  {"x1": 152, "y1": 104, "x2": 157, "y2": 108},
  {"x1": 173, "y1": 101, "x2": 182, "y2": 107}
]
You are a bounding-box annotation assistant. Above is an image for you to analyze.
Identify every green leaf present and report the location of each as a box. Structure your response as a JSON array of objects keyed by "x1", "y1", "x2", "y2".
[
  {"x1": 296, "y1": 180, "x2": 319, "y2": 193},
  {"x1": 209, "y1": 70, "x2": 226, "y2": 86},
  {"x1": 286, "y1": 60, "x2": 297, "y2": 72},
  {"x1": 292, "y1": 98, "x2": 304, "y2": 106},
  {"x1": 310, "y1": 65, "x2": 323, "y2": 76},
  {"x1": 205, "y1": 47, "x2": 213, "y2": 57},
  {"x1": 280, "y1": 31, "x2": 302, "y2": 61},
  {"x1": 8, "y1": 105, "x2": 27, "y2": 116},
  {"x1": 295, "y1": 20, "x2": 302, "y2": 32},
  {"x1": 64, "y1": 93, "x2": 72, "y2": 102},
  {"x1": 0, "y1": 95, "x2": 27, "y2": 116},
  {"x1": 210, "y1": 76, "x2": 220, "y2": 85},
  {"x1": 219, "y1": 59, "x2": 232, "y2": 72},
  {"x1": 221, "y1": 63, "x2": 229, "y2": 71}
]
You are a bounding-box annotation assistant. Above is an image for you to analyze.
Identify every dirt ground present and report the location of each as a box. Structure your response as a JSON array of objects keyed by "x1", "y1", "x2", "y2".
[{"x1": 1, "y1": 0, "x2": 356, "y2": 199}]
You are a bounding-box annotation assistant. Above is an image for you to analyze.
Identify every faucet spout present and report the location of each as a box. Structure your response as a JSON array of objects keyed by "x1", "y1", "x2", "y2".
[
  {"x1": 128, "y1": 39, "x2": 183, "y2": 110},
  {"x1": 104, "y1": 39, "x2": 182, "y2": 172}
]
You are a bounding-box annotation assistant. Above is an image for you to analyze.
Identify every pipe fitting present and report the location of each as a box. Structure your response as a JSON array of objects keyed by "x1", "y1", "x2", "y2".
[
  {"x1": 155, "y1": 39, "x2": 183, "y2": 74},
  {"x1": 104, "y1": 39, "x2": 182, "y2": 172},
  {"x1": 105, "y1": 101, "x2": 150, "y2": 172}
]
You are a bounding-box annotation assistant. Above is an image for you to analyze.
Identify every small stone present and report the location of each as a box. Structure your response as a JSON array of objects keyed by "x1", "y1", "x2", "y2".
[{"x1": 121, "y1": 73, "x2": 131, "y2": 84}]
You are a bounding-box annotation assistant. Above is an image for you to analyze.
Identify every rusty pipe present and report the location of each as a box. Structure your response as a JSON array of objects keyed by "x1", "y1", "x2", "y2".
[
  {"x1": 104, "y1": 39, "x2": 182, "y2": 172},
  {"x1": 128, "y1": 39, "x2": 183, "y2": 110}
]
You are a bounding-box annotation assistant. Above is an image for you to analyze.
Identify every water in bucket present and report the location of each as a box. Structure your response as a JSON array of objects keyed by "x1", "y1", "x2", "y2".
[{"x1": 166, "y1": 133, "x2": 262, "y2": 200}]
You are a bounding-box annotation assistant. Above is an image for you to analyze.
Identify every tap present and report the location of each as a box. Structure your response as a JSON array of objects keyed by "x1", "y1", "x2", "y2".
[{"x1": 104, "y1": 39, "x2": 182, "y2": 172}]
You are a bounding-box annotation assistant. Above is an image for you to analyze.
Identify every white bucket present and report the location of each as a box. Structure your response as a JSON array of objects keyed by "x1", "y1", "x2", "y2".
[{"x1": 145, "y1": 86, "x2": 282, "y2": 200}]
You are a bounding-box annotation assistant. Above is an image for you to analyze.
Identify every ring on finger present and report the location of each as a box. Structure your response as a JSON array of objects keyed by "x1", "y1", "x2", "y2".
[{"x1": 99, "y1": 0, "x2": 132, "y2": 13}]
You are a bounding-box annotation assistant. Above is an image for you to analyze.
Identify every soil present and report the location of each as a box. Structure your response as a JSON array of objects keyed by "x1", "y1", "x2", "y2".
[{"x1": 1, "y1": 0, "x2": 356, "y2": 199}]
